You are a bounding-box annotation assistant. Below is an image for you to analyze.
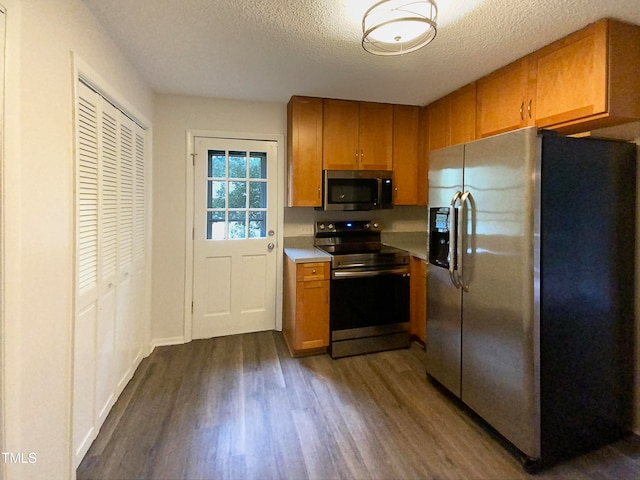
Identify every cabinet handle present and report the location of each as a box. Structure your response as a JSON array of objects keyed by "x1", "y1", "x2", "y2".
[
  {"x1": 519, "y1": 102, "x2": 524, "y2": 120},
  {"x1": 527, "y1": 99, "x2": 532, "y2": 119}
]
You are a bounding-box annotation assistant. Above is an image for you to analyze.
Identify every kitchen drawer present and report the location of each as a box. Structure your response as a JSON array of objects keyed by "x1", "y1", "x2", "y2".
[{"x1": 296, "y1": 262, "x2": 330, "y2": 282}]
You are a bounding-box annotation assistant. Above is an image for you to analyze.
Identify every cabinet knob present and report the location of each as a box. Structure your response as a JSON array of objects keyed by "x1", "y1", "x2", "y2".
[{"x1": 312, "y1": 269, "x2": 317, "y2": 274}]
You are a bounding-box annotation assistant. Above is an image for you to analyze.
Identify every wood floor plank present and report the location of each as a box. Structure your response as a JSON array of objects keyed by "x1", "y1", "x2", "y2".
[{"x1": 77, "y1": 331, "x2": 640, "y2": 480}]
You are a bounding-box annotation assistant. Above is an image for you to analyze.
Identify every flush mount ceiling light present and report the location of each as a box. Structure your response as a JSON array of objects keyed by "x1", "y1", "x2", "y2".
[{"x1": 362, "y1": 0, "x2": 438, "y2": 56}]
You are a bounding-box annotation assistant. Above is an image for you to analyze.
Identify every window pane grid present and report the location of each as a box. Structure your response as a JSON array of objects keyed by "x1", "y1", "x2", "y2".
[{"x1": 206, "y1": 149, "x2": 268, "y2": 240}]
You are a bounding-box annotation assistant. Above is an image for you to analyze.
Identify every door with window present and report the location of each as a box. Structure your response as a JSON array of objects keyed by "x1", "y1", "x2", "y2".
[{"x1": 192, "y1": 137, "x2": 278, "y2": 338}]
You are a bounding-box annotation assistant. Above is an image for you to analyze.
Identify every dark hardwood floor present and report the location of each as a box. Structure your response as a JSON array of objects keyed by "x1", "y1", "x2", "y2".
[{"x1": 77, "y1": 331, "x2": 640, "y2": 480}]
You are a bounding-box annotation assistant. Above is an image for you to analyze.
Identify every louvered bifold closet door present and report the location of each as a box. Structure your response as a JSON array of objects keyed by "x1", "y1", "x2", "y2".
[
  {"x1": 131, "y1": 123, "x2": 147, "y2": 364},
  {"x1": 95, "y1": 100, "x2": 119, "y2": 423},
  {"x1": 73, "y1": 80, "x2": 149, "y2": 468},
  {"x1": 114, "y1": 115, "x2": 135, "y2": 390},
  {"x1": 74, "y1": 82, "x2": 100, "y2": 463}
]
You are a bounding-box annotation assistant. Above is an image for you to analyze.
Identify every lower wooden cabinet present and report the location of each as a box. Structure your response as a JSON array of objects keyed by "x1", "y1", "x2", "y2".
[
  {"x1": 410, "y1": 256, "x2": 427, "y2": 344},
  {"x1": 283, "y1": 257, "x2": 330, "y2": 355}
]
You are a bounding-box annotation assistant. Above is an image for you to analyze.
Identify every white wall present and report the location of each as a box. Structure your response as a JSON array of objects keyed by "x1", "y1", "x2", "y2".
[
  {"x1": 2, "y1": 1, "x2": 153, "y2": 478},
  {"x1": 152, "y1": 94, "x2": 286, "y2": 344}
]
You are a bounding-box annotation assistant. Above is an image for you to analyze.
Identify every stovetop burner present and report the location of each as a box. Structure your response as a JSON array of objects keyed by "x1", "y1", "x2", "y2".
[{"x1": 314, "y1": 220, "x2": 409, "y2": 269}]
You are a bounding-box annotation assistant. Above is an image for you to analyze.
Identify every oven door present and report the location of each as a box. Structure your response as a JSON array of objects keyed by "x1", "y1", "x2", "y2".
[{"x1": 329, "y1": 266, "x2": 410, "y2": 357}]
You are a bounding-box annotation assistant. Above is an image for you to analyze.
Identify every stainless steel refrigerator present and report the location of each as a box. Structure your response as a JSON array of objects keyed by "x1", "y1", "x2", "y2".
[{"x1": 426, "y1": 126, "x2": 636, "y2": 470}]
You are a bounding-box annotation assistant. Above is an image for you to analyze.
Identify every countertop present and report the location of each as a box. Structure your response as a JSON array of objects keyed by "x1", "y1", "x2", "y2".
[
  {"x1": 382, "y1": 232, "x2": 427, "y2": 261},
  {"x1": 283, "y1": 237, "x2": 331, "y2": 263},
  {"x1": 284, "y1": 232, "x2": 427, "y2": 263}
]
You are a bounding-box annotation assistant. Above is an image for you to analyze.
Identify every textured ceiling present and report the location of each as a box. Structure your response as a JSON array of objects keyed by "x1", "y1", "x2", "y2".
[{"x1": 82, "y1": 0, "x2": 640, "y2": 106}]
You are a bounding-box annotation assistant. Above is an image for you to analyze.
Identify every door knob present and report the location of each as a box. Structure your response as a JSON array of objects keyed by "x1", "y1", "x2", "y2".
[{"x1": 267, "y1": 242, "x2": 275, "y2": 251}]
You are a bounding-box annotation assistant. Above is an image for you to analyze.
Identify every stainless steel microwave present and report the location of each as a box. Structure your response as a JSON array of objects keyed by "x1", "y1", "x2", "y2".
[{"x1": 322, "y1": 170, "x2": 393, "y2": 211}]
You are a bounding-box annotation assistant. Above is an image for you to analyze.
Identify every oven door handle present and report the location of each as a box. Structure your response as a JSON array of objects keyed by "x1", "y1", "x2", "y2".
[{"x1": 332, "y1": 267, "x2": 410, "y2": 280}]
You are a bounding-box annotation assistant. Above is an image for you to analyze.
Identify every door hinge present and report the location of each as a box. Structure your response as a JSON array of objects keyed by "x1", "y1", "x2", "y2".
[
  {"x1": 192, "y1": 227, "x2": 195, "y2": 240},
  {"x1": 191, "y1": 301, "x2": 194, "y2": 314},
  {"x1": 191, "y1": 152, "x2": 197, "y2": 166}
]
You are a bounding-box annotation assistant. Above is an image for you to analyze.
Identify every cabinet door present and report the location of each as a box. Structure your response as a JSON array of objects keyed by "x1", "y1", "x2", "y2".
[
  {"x1": 323, "y1": 99, "x2": 359, "y2": 170},
  {"x1": 410, "y1": 257, "x2": 427, "y2": 343},
  {"x1": 359, "y1": 102, "x2": 393, "y2": 170},
  {"x1": 393, "y1": 104, "x2": 419, "y2": 205},
  {"x1": 296, "y1": 280, "x2": 330, "y2": 350},
  {"x1": 287, "y1": 96, "x2": 323, "y2": 206},
  {"x1": 449, "y1": 83, "x2": 477, "y2": 145},
  {"x1": 533, "y1": 18, "x2": 640, "y2": 132},
  {"x1": 417, "y1": 107, "x2": 429, "y2": 206},
  {"x1": 476, "y1": 58, "x2": 531, "y2": 138},
  {"x1": 534, "y1": 20, "x2": 607, "y2": 128},
  {"x1": 427, "y1": 97, "x2": 450, "y2": 151}
]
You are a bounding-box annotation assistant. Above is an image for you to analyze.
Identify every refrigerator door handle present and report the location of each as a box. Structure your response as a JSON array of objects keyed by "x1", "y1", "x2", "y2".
[
  {"x1": 458, "y1": 191, "x2": 472, "y2": 292},
  {"x1": 449, "y1": 191, "x2": 462, "y2": 289}
]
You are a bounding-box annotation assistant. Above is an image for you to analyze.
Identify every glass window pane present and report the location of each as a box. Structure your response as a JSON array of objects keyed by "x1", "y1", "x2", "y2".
[
  {"x1": 207, "y1": 211, "x2": 225, "y2": 240},
  {"x1": 228, "y1": 151, "x2": 247, "y2": 179},
  {"x1": 249, "y1": 211, "x2": 267, "y2": 238},
  {"x1": 228, "y1": 181, "x2": 247, "y2": 208},
  {"x1": 209, "y1": 151, "x2": 226, "y2": 178},
  {"x1": 209, "y1": 181, "x2": 226, "y2": 208},
  {"x1": 229, "y1": 211, "x2": 246, "y2": 239},
  {"x1": 249, "y1": 153, "x2": 267, "y2": 179},
  {"x1": 249, "y1": 181, "x2": 267, "y2": 209}
]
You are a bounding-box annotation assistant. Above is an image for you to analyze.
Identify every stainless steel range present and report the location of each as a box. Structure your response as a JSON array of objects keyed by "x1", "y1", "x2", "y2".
[{"x1": 314, "y1": 220, "x2": 411, "y2": 358}]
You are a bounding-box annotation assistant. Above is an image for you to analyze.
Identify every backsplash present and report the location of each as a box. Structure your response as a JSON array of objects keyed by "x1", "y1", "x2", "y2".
[{"x1": 283, "y1": 205, "x2": 428, "y2": 237}]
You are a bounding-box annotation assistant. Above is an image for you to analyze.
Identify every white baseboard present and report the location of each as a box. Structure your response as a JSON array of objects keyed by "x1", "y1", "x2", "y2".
[{"x1": 150, "y1": 336, "x2": 186, "y2": 349}]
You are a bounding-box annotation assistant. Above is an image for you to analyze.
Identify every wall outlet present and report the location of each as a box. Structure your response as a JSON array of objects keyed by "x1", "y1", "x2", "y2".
[{"x1": 299, "y1": 225, "x2": 314, "y2": 235}]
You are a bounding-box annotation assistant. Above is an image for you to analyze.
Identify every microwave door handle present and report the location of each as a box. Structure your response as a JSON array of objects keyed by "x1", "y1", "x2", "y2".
[{"x1": 449, "y1": 191, "x2": 462, "y2": 289}]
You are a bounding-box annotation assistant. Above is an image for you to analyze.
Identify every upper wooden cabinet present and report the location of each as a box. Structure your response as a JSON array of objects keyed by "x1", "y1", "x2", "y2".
[
  {"x1": 323, "y1": 99, "x2": 393, "y2": 171},
  {"x1": 477, "y1": 58, "x2": 532, "y2": 138},
  {"x1": 322, "y1": 99, "x2": 359, "y2": 170},
  {"x1": 287, "y1": 96, "x2": 323, "y2": 207},
  {"x1": 427, "y1": 96, "x2": 450, "y2": 151},
  {"x1": 417, "y1": 107, "x2": 429, "y2": 206},
  {"x1": 477, "y1": 18, "x2": 640, "y2": 138},
  {"x1": 429, "y1": 83, "x2": 477, "y2": 148},
  {"x1": 449, "y1": 83, "x2": 477, "y2": 145},
  {"x1": 392, "y1": 104, "x2": 420, "y2": 205},
  {"x1": 532, "y1": 18, "x2": 640, "y2": 133}
]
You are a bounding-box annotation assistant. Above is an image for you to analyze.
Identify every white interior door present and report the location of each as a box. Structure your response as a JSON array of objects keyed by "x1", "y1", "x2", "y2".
[{"x1": 192, "y1": 137, "x2": 278, "y2": 339}]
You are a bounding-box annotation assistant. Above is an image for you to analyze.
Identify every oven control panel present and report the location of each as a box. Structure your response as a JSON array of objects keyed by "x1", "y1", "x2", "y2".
[{"x1": 315, "y1": 220, "x2": 381, "y2": 234}]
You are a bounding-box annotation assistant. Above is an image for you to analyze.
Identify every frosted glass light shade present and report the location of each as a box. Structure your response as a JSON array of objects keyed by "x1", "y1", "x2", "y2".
[{"x1": 362, "y1": 0, "x2": 438, "y2": 56}]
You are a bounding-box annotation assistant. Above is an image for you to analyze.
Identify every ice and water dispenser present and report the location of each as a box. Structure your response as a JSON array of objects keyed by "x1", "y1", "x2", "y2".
[{"x1": 429, "y1": 207, "x2": 455, "y2": 269}]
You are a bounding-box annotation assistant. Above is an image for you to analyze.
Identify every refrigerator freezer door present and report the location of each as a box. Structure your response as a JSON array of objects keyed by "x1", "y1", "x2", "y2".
[
  {"x1": 460, "y1": 127, "x2": 541, "y2": 458},
  {"x1": 426, "y1": 145, "x2": 464, "y2": 397},
  {"x1": 537, "y1": 135, "x2": 635, "y2": 459}
]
